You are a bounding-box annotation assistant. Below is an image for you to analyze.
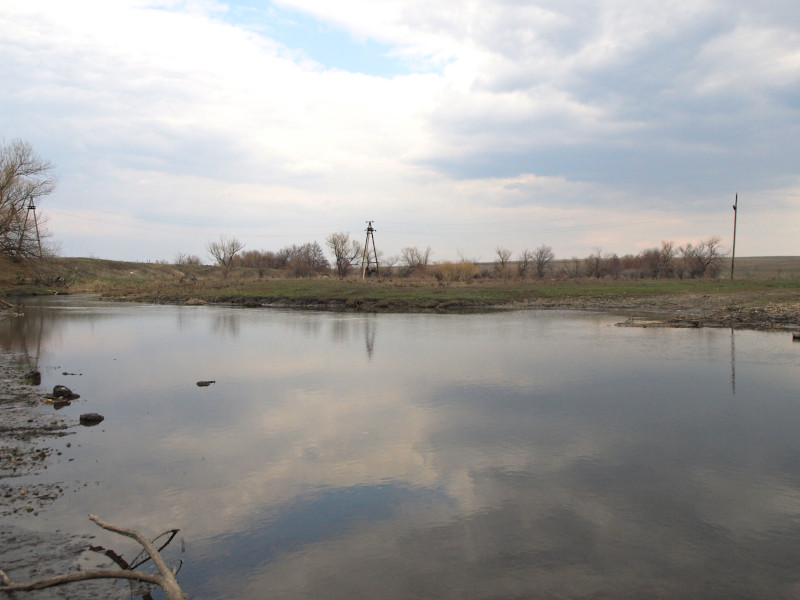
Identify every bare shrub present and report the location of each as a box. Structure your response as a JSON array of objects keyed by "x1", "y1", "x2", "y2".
[
  {"x1": 174, "y1": 252, "x2": 203, "y2": 266},
  {"x1": 401, "y1": 246, "x2": 432, "y2": 276},
  {"x1": 434, "y1": 260, "x2": 478, "y2": 282}
]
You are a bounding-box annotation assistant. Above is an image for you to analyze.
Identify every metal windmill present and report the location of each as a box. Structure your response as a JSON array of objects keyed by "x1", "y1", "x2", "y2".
[
  {"x1": 18, "y1": 196, "x2": 43, "y2": 259},
  {"x1": 360, "y1": 221, "x2": 379, "y2": 279}
]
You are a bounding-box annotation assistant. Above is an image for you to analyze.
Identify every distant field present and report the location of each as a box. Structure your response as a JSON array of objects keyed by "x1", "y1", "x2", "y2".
[
  {"x1": 543, "y1": 256, "x2": 800, "y2": 279},
  {"x1": 729, "y1": 256, "x2": 800, "y2": 278}
]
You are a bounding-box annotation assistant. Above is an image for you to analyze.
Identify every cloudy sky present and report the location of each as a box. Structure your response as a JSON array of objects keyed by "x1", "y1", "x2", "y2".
[{"x1": 1, "y1": 0, "x2": 798, "y2": 262}]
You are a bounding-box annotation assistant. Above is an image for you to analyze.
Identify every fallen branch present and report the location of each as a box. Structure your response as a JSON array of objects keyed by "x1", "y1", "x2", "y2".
[{"x1": 0, "y1": 514, "x2": 186, "y2": 600}]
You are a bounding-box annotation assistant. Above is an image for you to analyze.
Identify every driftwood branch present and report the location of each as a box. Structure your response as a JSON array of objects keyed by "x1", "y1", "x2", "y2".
[{"x1": 0, "y1": 514, "x2": 186, "y2": 600}]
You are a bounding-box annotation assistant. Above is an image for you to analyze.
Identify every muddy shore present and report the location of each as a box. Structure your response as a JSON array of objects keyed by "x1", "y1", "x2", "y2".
[{"x1": 0, "y1": 350, "x2": 72, "y2": 517}]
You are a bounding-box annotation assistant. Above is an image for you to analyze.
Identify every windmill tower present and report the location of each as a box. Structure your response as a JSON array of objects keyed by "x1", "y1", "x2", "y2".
[
  {"x1": 360, "y1": 221, "x2": 379, "y2": 279},
  {"x1": 18, "y1": 197, "x2": 43, "y2": 259}
]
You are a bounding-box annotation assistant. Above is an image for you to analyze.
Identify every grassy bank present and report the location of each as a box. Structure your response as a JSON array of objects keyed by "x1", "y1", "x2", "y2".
[
  {"x1": 82, "y1": 274, "x2": 800, "y2": 312},
  {"x1": 3, "y1": 257, "x2": 800, "y2": 313}
]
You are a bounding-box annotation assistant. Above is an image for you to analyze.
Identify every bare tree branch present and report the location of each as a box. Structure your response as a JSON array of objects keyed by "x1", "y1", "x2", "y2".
[{"x1": 0, "y1": 515, "x2": 186, "y2": 600}]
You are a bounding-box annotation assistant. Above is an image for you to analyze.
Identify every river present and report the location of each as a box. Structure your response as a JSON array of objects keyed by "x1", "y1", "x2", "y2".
[{"x1": 2, "y1": 296, "x2": 800, "y2": 599}]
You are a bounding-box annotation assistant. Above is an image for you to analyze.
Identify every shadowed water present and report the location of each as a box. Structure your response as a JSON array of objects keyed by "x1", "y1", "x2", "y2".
[{"x1": 2, "y1": 296, "x2": 800, "y2": 599}]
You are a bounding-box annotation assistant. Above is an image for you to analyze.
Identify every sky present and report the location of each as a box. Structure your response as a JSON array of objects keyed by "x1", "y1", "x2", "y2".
[{"x1": 1, "y1": 0, "x2": 799, "y2": 263}]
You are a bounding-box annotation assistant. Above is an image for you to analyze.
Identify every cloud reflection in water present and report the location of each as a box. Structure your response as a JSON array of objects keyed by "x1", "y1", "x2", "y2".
[{"x1": 3, "y1": 299, "x2": 800, "y2": 599}]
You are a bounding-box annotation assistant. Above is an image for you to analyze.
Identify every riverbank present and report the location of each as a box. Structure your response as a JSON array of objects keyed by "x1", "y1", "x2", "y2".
[
  {"x1": 88, "y1": 278, "x2": 800, "y2": 331},
  {"x1": 3, "y1": 256, "x2": 800, "y2": 331},
  {"x1": 5, "y1": 275, "x2": 800, "y2": 330}
]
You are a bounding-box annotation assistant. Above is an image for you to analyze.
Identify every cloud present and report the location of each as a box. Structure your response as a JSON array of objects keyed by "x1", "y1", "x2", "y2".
[{"x1": 0, "y1": 0, "x2": 798, "y2": 259}]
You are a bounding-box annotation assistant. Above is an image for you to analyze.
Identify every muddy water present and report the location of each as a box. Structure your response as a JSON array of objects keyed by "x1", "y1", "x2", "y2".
[{"x1": 2, "y1": 296, "x2": 800, "y2": 599}]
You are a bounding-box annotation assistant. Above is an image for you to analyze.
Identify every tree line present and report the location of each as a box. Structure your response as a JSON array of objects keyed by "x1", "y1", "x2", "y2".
[{"x1": 193, "y1": 233, "x2": 727, "y2": 281}]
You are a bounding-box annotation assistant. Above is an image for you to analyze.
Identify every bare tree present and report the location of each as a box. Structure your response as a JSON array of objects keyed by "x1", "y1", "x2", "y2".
[
  {"x1": 273, "y1": 247, "x2": 292, "y2": 269},
  {"x1": 584, "y1": 248, "x2": 603, "y2": 278},
  {"x1": 563, "y1": 256, "x2": 581, "y2": 278},
  {"x1": 326, "y1": 232, "x2": 362, "y2": 278},
  {"x1": 517, "y1": 249, "x2": 534, "y2": 277},
  {"x1": 207, "y1": 234, "x2": 245, "y2": 278},
  {"x1": 604, "y1": 252, "x2": 621, "y2": 279},
  {"x1": 0, "y1": 139, "x2": 57, "y2": 263},
  {"x1": 659, "y1": 241, "x2": 676, "y2": 275},
  {"x1": 681, "y1": 236, "x2": 725, "y2": 278},
  {"x1": 640, "y1": 247, "x2": 662, "y2": 278},
  {"x1": 400, "y1": 246, "x2": 432, "y2": 275},
  {"x1": 287, "y1": 241, "x2": 329, "y2": 277},
  {"x1": 380, "y1": 253, "x2": 400, "y2": 270},
  {"x1": 493, "y1": 246, "x2": 512, "y2": 277},
  {"x1": 640, "y1": 240, "x2": 676, "y2": 278},
  {"x1": 534, "y1": 244, "x2": 555, "y2": 278}
]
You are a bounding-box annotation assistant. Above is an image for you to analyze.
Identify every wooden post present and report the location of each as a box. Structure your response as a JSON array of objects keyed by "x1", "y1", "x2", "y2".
[{"x1": 730, "y1": 193, "x2": 738, "y2": 280}]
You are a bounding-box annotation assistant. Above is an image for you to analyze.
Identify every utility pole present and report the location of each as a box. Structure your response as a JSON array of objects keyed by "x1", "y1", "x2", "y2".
[
  {"x1": 361, "y1": 221, "x2": 379, "y2": 279},
  {"x1": 730, "y1": 193, "x2": 738, "y2": 280}
]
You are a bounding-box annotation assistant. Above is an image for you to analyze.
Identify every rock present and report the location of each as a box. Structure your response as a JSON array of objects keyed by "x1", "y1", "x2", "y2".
[
  {"x1": 79, "y1": 413, "x2": 104, "y2": 426},
  {"x1": 51, "y1": 385, "x2": 80, "y2": 400},
  {"x1": 196, "y1": 380, "x2": 215, "y2": 387},
  {"x1": 52, "y1": 385, "x2": 70, "y2": 398},
  {"x1": 23, "y1": 371, "x2": 41, "y2": 385}
]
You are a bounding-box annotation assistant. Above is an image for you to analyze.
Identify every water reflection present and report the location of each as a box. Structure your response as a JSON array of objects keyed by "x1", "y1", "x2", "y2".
[
  {"x1": 2, "y1": 298, "x2": 800, "y2": 600},
  {"x1": 730, "y1": 328, "x2": 737, "y2": 395},
  {"x1": 364, "y1": 317, "x2": 376, "y2": 359}
]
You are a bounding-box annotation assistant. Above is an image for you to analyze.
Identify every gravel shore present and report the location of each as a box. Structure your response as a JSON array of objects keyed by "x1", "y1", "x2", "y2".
[{"x1": 518, "y1": 291, "x2": 800, "y2": 331}]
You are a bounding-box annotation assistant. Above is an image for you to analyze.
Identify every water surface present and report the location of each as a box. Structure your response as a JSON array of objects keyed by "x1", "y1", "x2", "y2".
[{"x1": 2, "y1": 296, "x2": 800, "y2": 599}]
